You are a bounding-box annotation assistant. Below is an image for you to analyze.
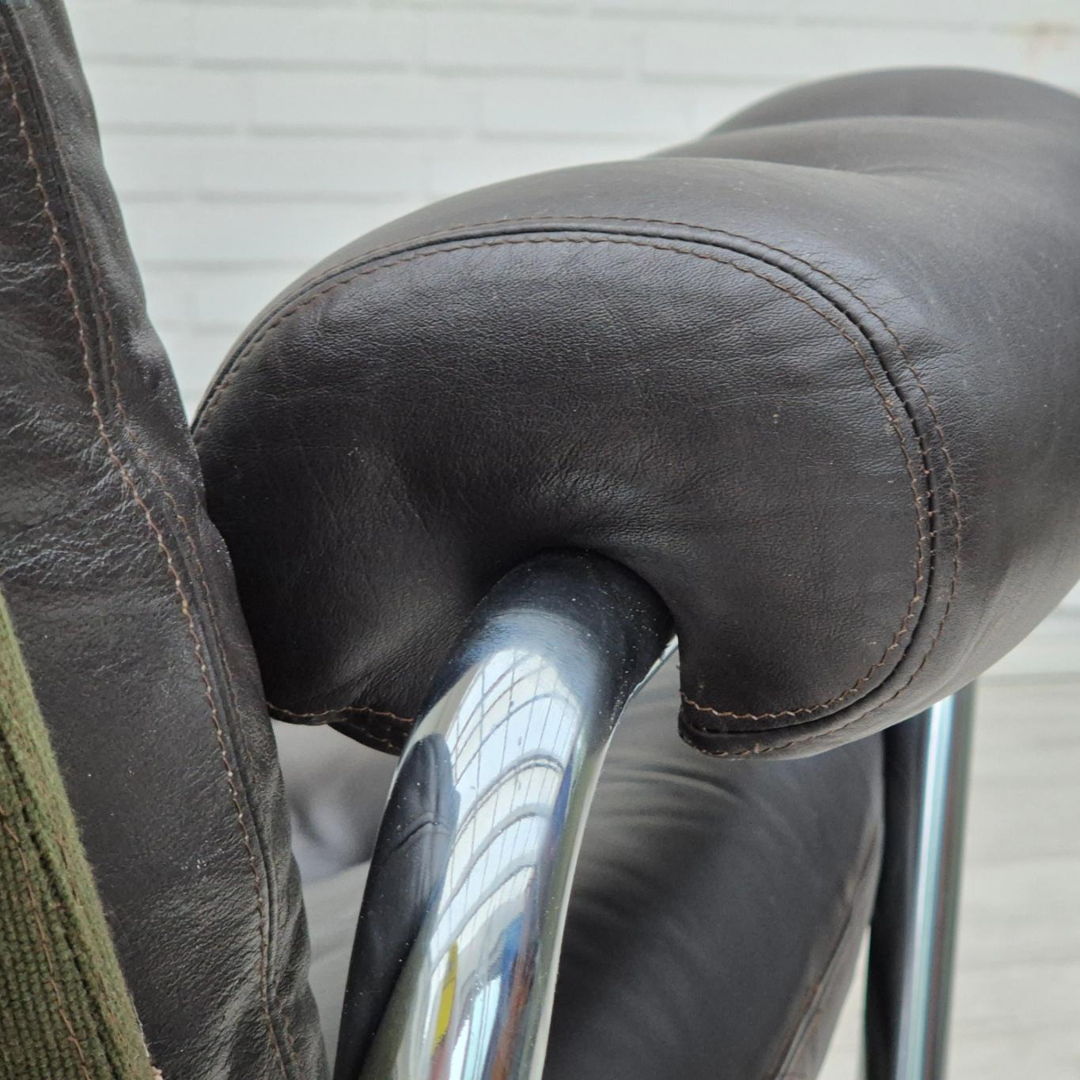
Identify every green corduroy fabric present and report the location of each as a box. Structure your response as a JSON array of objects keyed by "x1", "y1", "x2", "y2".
[{"x1": 0, "y1": 591, "x2": 159, "y2": 1080}]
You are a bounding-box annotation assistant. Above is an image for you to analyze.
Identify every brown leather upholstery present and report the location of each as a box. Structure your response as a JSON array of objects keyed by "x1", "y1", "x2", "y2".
[
  {"x1": 0, "y1": 5, "x2": 323, "y2": 1077},
  {"x1": 5, "y1": 11, "x2": 1077, "y2": 1074},
  {"x1": 546, "y1": 655, "x2": 882, "y2": 1080},
  {"x1": 196, "y1": 68, "x2": 1080, "y2": 759}
]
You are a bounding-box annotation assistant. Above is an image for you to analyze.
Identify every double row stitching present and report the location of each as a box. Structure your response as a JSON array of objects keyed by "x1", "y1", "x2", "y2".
[
  {"x1": 194, "y1": 210, "x2": 961, "y2": 670},
  {"x1": 195, "y1": 232, "x2": 932, "y2": 726},
  {"x1": 512, "y1": 214, "x2": 965, "y2": 733},
  {"x1": 439, "y1": 215, "x2": 963, "y2": 737},
  {"x1": 463, "y1": 217, "x2": 962, "y2": 751},
  {"x1": 0, "y1": 40, "x2": 292, "y2": 1078}
]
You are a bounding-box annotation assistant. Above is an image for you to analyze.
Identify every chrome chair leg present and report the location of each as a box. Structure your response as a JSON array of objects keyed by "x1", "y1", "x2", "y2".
[
  {"x1": 864, "y1": 685, "x2": 976, "y2": 1080},
  {"x1": 334, "y1": 552, "x2": 671, "y2": 1080}
]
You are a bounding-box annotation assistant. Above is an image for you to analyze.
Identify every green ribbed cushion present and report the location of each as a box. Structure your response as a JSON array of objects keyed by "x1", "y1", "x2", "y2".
[{"x1": 0, "y1": 591, "x2": 159, "y2": 1080}]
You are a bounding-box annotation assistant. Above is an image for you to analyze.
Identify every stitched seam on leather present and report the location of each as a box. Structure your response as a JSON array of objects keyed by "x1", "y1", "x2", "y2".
[
  {"x1": 0, "y1": 40, "x2": 293, "y2": 1080},
  {"x1": 503, "y1": 227, "x2": 961, "y2": 752},
  {"x1": 363, "y1": 215, "x2": 964, "y2": 714},
  {"x1": 459, "y1": 215, "x2": 962, "y2": 611},
  {"x1": 88, "y1": 256, "x2": 302, "y2": 1070},
  {"x1": 0, "y1": 51, "x2": 119, "y2": 1080},
  {"x1": 193, "y1": 214, "x2": 962, "y2": 704},
  {"x1": 196, "y1": 232, "x2": 932, "y2": 726},
  {"x1": 86, "y1": 259, "x2": 302, "y2": 1075},
  {"x1": 268, "y1": 701, "x2": 414, "y2": 724},
  {"x1": 197, "y1": 211, "x2": 961, "y2": 651},
  {"x1": 688, "y1": 595, "x2": 953, "y2": 755},
  {"x1": 332, "y1": 722, "x2": 407, "y2": 756},
  {"x1": 505, "y1": 219, "x2": 962, "y2": 739},
  {"x1": 460, "y1": 221, "x2": 963, "y2": 740}
]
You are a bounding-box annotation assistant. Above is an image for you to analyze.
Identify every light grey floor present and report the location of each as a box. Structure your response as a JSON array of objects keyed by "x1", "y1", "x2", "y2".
[{"x1": 820, "y1": 609, "x2": 1080, "y2": 1080}]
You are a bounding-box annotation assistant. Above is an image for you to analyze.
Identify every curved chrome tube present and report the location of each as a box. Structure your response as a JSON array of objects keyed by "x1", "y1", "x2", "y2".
[{"x1": 335, "y1": 552, "x2": 672, "y2": 1080}]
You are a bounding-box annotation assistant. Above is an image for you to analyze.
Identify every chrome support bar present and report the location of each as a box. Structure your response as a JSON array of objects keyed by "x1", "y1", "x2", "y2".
[
  {"x1": 864, "y1": 685, "x2": 976, "y2": 1080},
  {"x1": 335, "y1": 552, "x2": 671, "y2": 1080}
]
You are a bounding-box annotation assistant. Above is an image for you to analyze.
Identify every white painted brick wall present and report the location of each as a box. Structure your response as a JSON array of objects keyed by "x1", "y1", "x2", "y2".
[{"x1": 67, "y1": 0, "x2": 1080, "y2": 406}]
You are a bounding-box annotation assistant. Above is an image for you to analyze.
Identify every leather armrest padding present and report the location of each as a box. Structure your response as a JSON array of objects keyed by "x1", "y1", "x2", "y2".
[{"x1": 195, "y1": 68, "x2": 1080, "y2": 757}]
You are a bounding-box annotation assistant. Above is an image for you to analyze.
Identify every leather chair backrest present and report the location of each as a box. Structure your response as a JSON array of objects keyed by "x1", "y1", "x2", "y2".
[{"x1": 0, "y1": 5, "x2": 323, "y2": 1076}]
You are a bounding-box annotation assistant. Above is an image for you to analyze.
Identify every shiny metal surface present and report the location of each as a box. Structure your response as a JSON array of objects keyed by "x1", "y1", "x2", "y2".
[
  {"x1": 335, "y1": 552, "x2": 671, "y2": 1080},
  {"x1": 864, "y1": 686, "x2": 976, "y2": 1080}
]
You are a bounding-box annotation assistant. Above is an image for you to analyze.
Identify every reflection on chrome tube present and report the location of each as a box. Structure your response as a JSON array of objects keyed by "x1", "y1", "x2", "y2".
[{"x1": 338, "y1": 552, "x2": 671, "y2": 1080}]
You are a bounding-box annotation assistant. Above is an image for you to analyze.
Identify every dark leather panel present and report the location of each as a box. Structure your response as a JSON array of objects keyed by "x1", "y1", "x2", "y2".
[
  {"x1": 195, "y1": 68, "x2": 1080, "y2": 757},
  {"x1": 0, "y1": 5, "x2": 324, "y2": 1077},
  {"x1": 546, "y1": 655, "x2": 882, "y2": 1080}
]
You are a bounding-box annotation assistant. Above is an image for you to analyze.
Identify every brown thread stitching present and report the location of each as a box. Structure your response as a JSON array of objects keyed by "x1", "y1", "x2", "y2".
[
  {"x1": 195, "y1": 233, "x2": 931, "y2": 721},
  {"x1": 678, "y1": 229, "x2": 964, "y2": 750},
  {"x1": 192, "y1": 212, "x2": 962, "y2": 735},
  {"x1": 686, "y1": 592, "x2": 956, "y2": 756},
  {"x1": 86, "y1": 259, "x2": 300, "y2": 1074},
  {"x1": 0, "y1": 56, "x2": 99, "y2": 1080},
  {"x1": 465, "y1": 216, "x2": 961, "y2": 571},
  {"x1": 527, "y1": 216, "x2": 964, "y2": 737},
  {"x1": 0, "y1": 44, "x2": 294, "y2": 1079},
  {"x1": 480, "y1": 218, "x2": 963, "y2": 734},
  {"x1": 505, "y1": 221, "x2": 962, "y2": 748},
  {"x1": 268, "y1": 701, "x2": 413, "y2": 724},
  {"x1": 335, "y1": 725, "x2": 408, "y2": 756},
  {"x1": 351, "y1": 213, "x2": 963, "y2": 675},
  {"x1": 193, "y1": 212, "x2": 960, "y2": 608},
  {"x1": 679, "y1": 690, "x2": 838, "y2": 723}
]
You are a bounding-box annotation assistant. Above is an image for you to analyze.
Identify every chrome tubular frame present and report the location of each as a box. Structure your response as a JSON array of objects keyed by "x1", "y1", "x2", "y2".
[
  {"x1": 335, "y1": 552, "x2": 671, "y2": 1080},
  {"x1": 864, "y1": 685, "x2": 977, "y2": 1080},
  {"x1": 333, "y1": 548, "x2": 977, "y2": 1080}
]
